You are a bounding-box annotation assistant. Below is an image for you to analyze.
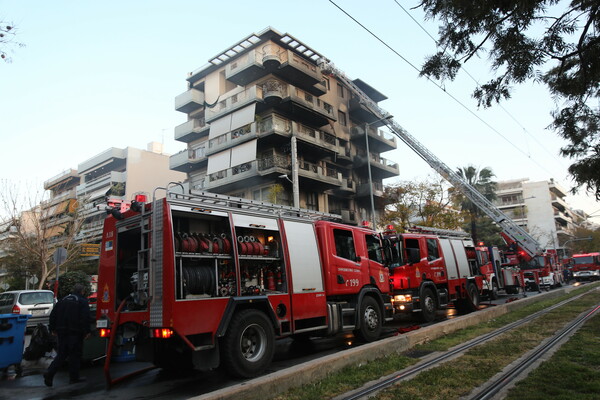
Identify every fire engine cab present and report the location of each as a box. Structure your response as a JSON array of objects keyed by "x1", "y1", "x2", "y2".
[
  {"x1": 383, "y1": 226, "x2": 483, "y2": 322},
  {"x1": 96, "y1": 187, "x2": 393, "y2": 378}
]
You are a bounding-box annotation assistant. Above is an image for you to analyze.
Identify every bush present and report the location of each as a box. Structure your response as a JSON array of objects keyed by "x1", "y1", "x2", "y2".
[{"x1": 58, "y1": 270, "x2": 91, "y2": 299}]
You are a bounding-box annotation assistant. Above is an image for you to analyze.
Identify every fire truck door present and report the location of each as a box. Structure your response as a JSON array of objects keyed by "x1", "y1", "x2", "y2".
[
  {"x1": 331, "y1": 227, "x2": 366, "y2": 294},
  {"x1": 364, "y1": 233, "x2": 388, "y2": 291}
]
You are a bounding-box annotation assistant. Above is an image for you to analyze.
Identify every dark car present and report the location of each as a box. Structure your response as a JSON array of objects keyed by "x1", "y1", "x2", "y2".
[{"x1": 0, "y1": 290, "x2": 55, "y2": 329}]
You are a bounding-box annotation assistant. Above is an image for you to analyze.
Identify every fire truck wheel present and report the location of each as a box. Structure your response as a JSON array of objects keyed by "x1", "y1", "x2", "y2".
[
  {"x1": 221, "y1": 309, "x2": 274, "y2": 378},
  {"x1": 419, "y1": 287, "x2": 437, "y2": 323},
  {"x1": 466, "y1": 282, "x2": 480, "y2": 311},
  {"x1": 354, "y1": 296, "x2": 382, "y2": 342}
]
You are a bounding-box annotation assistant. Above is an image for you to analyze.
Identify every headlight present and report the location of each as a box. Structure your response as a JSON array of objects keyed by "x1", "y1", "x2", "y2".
[{"x1": 393, "y1": 294, "x2": 412, "y2": 303}]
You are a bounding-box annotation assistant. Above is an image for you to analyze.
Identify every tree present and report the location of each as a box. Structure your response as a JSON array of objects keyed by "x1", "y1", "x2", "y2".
[
  {"x1": 0, "y1": 181, "x2": 86, "y2": 290},
  {"x1": 382, "y1": 176, "x2": 463, "y2": 232},
  {"x1": 452, "y1": 165, "x2": 497, "y2": 242},
  {"x1": 1, "y1": 20, "x2": 24, "y2": 62},
  {"x1": 566, "y1": 226, "x2": 600, "y2": 254},
  {"x1": 417, "y1": 1, "x2": 600, "y2": 199}
]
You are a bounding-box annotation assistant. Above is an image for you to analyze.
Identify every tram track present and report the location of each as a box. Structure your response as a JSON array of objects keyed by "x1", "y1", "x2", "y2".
[
  {"x1": 467, "y1": 303, "x2": 600, "y2": 400},
  {"x1": 335, "y1": 289, "x2": 597, "y2": 400}
]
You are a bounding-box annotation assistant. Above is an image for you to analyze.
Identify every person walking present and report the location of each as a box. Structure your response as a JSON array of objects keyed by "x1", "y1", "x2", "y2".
[{"x1": 43, "y1": 283, "x2": 91, "y2": 387}]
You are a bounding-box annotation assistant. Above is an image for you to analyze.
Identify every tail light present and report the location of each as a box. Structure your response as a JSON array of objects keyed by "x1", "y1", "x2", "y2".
[
  {"x1": 12, "y1": 304, "x2": 20, "y2": 314},
  {"x1": 151, "y1": 328, "x2": 174, "y2": 339},
  {"x1": 99, "y1": 328, "x2": 111, "y2": 338}
]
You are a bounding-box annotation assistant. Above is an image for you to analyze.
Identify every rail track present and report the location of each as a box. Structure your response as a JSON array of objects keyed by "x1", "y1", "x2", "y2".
[{"x1": 336, "y1": 290, "x2": 598, "y2": 400}]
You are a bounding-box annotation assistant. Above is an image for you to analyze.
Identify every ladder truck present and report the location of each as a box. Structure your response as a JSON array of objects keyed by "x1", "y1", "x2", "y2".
[
  {"x1": 317, "y1": 59, "x2": 559, "y2": 292},
  {"x1": 95, "y1": 187, "x2": 394, "y2": 381}
]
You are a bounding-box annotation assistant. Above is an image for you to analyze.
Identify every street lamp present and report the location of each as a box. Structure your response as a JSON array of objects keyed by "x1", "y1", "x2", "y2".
[
  {"x1": 278, "y1": 174, "x2": 299, "y2": 208},
  {"x1": 364, "y1": 115, "x2": 393, "y2": 229}
]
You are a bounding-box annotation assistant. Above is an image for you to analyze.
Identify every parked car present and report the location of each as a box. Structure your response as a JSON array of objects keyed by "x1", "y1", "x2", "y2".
[{"x1": 0, "y1": 290, "x2": 55, "y2": 329}]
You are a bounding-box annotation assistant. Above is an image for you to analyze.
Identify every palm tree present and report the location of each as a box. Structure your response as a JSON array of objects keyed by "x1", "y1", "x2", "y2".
[{"x1": 454, "y1": 165, "x2": 497, "y2": 242}]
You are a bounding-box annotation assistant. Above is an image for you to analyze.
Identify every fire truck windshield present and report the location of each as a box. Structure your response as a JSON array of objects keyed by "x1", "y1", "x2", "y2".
[{"x1": 573, "y1": 256, "x2": 594, "y2": 264}]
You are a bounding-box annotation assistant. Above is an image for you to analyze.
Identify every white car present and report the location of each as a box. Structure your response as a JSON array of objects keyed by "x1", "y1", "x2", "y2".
[{"x1": 0, "y1": 290, "x2": 55, "y2": 329}]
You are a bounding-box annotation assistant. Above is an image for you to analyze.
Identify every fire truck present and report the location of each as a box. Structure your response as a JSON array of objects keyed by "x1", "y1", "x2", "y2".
[
  {"x1": 96, "y1": 189, "x2": 393, "y2": 378},
  {"x1": 475, "y1": 244, "x2": 521, "y2": 298},
  {"x1": 384, "y1": 226, "x2": 484, "y2": 322},
  {"x1": 319, "y1": 59, "x2": 560, "y2": 295},
  {"x1": 571, "y1": 252, "x2": 600, "y2": 281}
]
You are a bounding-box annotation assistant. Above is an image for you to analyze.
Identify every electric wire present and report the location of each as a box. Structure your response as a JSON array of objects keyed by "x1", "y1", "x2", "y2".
[
  {"x1": 328, "y1": 0, "x2": 559, "y2": 178},
  {"x1": 392, "y1": 0, "x2": 569, "y2": 171}
]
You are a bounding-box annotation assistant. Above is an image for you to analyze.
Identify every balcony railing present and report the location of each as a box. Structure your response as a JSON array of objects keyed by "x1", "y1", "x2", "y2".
[
  {"x1": 207, "y1": 123, "x2": 256, "y2": 155},
  {"x1": 174, "y1": 118, "x2": 208, "y2": 143}
]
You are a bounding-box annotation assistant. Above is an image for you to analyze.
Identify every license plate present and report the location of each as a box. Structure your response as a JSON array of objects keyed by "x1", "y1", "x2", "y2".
[
  {"x1": 96, "y1": 319, "x2": 108, "y2": 328},
  {"x1": 31, "y1": 309, "x2": 45, "y2": 316}
]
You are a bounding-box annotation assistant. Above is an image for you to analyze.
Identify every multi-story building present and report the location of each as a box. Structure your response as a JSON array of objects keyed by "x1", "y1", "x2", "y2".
[
  {"x1": 494, "y1": 178, "x2": 588, "y2": 250},
  {"x1": 41, "y1": 169, "x2": 80, "y2": 245},
  {"x1": 76, "y1": 142, "x2": 186, "y2": 242},
  {"x1": 171, "y1": 27, "x2": 399, "y2": 226}
]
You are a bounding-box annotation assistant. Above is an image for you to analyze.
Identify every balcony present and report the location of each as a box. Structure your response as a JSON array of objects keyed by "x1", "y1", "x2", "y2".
[
  {"x1": 77, "y1": 171, "x2": 127, "y2": 197},
  {"x1": 207, "y1": 123, "x2": 258, "y2": 156},
  {"x1": 294, "y1": 122, "x2": 338, "y2": 154},
  {"x1": 551, "y1": 194, "x2": 568, "y2": 212},
  {"x1": 78, "y1": 148, "x2": 126, "y2": 175},
  {"x1": 554, "y1": 209, "x2": 571, "y2": 225},
  {"x1": 175, "y1": 89, "x2": 205, "y2": 114},
  {"x1": 297, "y1": 160, "x2": 342, "y2": 188},
  {"x1": 226, "y1": 43, "x2": 323, "y2": 95},
  {"x1": 356, "y1": 182, "x2": 385, "y2": 198},
  {"x1": 170, "y1": 146, "x2": 207, "y2": 173},
  {"x1": 353, "y1": 153, "x2": 400, "y2": 179},
  {"x1": 350, "y1": 125, "x2": 397, "y2": 153},
  {"x1": 206, "y1": 86, "x2": 261, "y2": 123},
  {"x1": 44, "y1": 169, "x2": 79, "y2": 191},
  {"x1": 330, "y1": 209, "x2": 357, "y2": 225},
  {"x1": 175, "y1": 118, "x2": 209, "y2": 143},
  {"x1": 549, "y1": 179, "x2": 567, "y2": 197},
  {"x1": 333, "y1": 178, "x2": 356, "y2": 194},
  {"x1": 203, "y1": 160, "x2": 262, "y2": 193}
]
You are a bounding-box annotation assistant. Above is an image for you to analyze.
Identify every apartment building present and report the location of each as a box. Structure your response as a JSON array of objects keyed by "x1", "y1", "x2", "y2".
[
  {"x1": 171, "y1": 27, "x2": 399, "y2": 226},
  {"x1": 494, "y1": 178, "x2": 588, "y2": 250},
  {"x1": 41, "y1": 169, "x2": 80, "y2": 245},
  {"x1": 76, "y1": 142, "x2": 186, "y2": 242}
]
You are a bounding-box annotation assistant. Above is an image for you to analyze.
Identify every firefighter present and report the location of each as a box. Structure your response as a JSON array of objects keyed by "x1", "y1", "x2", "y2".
[{"x1": 43, "y1": 283, "x2": 91, "y2": 387}]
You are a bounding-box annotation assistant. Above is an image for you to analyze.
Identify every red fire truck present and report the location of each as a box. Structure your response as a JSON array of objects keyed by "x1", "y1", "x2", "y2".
[
  {"x1": 572, "y1": 252, "x2": 600, "y2": 281},
  {"x1": 96, "y1": 189, "x2": 393, "y2": 378},
  {"x1": 475, "y1": 244, "x2": 522, "y2": 298},
  {"x1": 383, "y1": 226, "x2": 484, "y2": 322}
]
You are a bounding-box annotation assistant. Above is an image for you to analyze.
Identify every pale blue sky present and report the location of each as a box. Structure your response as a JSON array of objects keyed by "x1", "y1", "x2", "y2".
[{"x1": 1, "y1": 1, "x2": 598, "y2": 220}]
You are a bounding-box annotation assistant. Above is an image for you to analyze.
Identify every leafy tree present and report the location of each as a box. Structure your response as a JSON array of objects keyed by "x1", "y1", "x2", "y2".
[
  {"x1": 417, "y1": 1, "x2": 600, "y2": 199},
  {"x1": 565, "y1": 226, "x2": 600, "y2": 254},
  {"x1": 452, "y1": 165, "x2": 497, "y2": 242},
  {"x1": 57, "y1": 270, "x2": 91, "y2": 299},
  {"x1": 382, "y1": 176, "x2": 463, "y2": 232},
  {"x1": 0, "y1": 181, "x2": 87, "y2": 290}
]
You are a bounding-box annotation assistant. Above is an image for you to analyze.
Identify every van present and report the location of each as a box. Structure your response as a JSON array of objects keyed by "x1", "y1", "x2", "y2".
[{"x1": 0, "y1": 290, "x2": 55, "y2": 329}]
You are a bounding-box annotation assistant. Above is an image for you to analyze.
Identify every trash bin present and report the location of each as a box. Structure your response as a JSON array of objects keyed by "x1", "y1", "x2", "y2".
[{"x1": 0, "y1": 314, "x2": 30, "y2": 376}]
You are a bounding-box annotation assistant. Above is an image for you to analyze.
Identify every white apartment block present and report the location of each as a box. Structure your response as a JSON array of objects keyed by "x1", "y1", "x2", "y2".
[{"x1": 495, "y1": 178, "x2": 589, "y2": 251}]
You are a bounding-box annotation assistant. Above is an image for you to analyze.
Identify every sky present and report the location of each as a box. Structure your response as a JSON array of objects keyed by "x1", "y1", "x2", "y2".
[{"x1": 1, "y1": 0, "x2": 599, "y2": 222}]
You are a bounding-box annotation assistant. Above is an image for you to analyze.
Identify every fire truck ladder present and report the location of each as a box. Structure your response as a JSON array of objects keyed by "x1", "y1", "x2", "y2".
[
  {"x1": 408, "y1": 225, "x2": 471, "y2": 239},
  {"x1": 318, "y1": 59, "x2": 544, "y2": 259},
  {"x1": 166, "y1": 189, "x2": 342, "y2": 221}
]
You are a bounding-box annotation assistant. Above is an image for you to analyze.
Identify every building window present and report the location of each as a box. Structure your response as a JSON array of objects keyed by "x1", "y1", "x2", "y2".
[
  {"x1": 338, "y1": 110, "x2": 347, "y2": 126},
  {"x1": 323, "y1": 77, "x2": 330, "y2": 90},
  {"x1": 337, "y1": 83, "x2": 344, "y2": 98},
  {"x1": 334, "y1": 229, "x2": 356, "y2": 261},
  {"x1": 306, "y1": 192, "x2": 318, "y2": 210}
]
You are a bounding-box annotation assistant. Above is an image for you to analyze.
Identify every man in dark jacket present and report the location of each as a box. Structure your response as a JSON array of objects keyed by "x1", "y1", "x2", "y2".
[{"x1": 43, "y1": 283, "x2": 91, "y2": 386}]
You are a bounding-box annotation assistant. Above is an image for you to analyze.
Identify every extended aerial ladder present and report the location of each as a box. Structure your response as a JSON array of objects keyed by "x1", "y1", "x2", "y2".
[{"x1": 317, "y1": 59, "x2": 545, "y2": 262}]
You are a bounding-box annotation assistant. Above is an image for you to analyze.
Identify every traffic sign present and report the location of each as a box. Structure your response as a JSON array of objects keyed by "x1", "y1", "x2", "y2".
[
  {"x1": 53, "y1": 247, "x2": 67, "y2": 265},
  {"x1": 81, "y1": 243, "x2": 101, "y2": 257}
]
